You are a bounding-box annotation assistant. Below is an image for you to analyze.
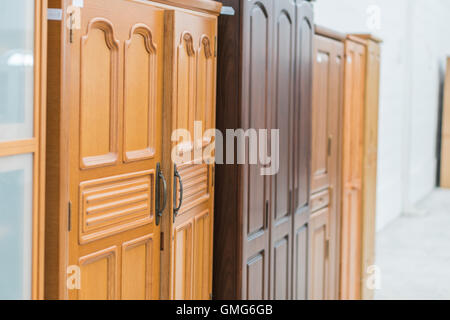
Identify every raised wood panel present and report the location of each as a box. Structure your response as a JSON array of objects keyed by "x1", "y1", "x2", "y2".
[
  {"x1": 193, "y1": 210, "x2": 211, "y2": 299},
  {"x1": 247, "y1": 2, "x2": 269, "y2": 236},
  {"x1": 311, "y1": 50, "x2": 330, "y2": 193},
  {"x1": 294, "y1": 13, "x2": 313, "y2": 213},
  {"x1": 273, "y1": 237, "x2": 289, "y2": 300},
  {"x1": 197, "y1": 35, "x2": 215, "y2": 134},
  {"x1": 246, "y1": 253, "x2": 265, "y2": 300},
  {"x1": 240, "y1": 0, "x2": 272, "y2": 300},
  {"x1": 176, "y1": 32, "x2": 196, "y2": 149},
  {"x1": 341, "y1": 38, "x2": 366, "y2": 300},
  {"x1": 121, "y1": 234, "x2": 153, "y2": 300},
  {"x1": 441, "y1": 57, "x2": 450, "y2": 187},
  {"x1": 309, "y1": 208, "x2": 329, "y2": 300},
  {"x1": 173, "y1": 221, "x2": 193, "y2": 300},
  {"x1": 80, "y1": 19, "x2": 119, "y2": 169},
  {"x1": 270, "y1": 0, "x2": 295, "y2": 301},
  {"x1": 79, "y1": 171, "x2": 154, "y2": 244},
  {"x1": 293, "y1": 225, "x2": 308, "y2": 300},
  {"x1": 78, "y1": 246, "x2": 118, "y2": 300},
  {"x1": 123, "y1": 24, "x2": 157, "y2": 162},
  {"x1": 274, "y1": 3, "x2": 294, "y2": 221}
]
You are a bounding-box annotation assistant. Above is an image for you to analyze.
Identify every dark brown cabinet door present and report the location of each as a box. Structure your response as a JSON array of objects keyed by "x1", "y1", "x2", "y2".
[
  {"x1": 241, "y1": 0, "x2": 273, "y2": 300},
  {"x1": 292, "y1": 1, "x2": 313, "y2": 301},
  {"x1": 213, "y1": 0, "x2": 314, "y2": 300},
  {"x1": 270, "y1": 0, "x2": 296, "y2": 300},
  {"x1": 310, "y1": 32, "x2": 344, "y2": 300}
]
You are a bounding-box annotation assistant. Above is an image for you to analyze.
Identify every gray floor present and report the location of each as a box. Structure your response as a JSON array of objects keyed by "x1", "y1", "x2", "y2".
[{"x1": 374, "y1": 188, "x2": 450, "y2": 300}]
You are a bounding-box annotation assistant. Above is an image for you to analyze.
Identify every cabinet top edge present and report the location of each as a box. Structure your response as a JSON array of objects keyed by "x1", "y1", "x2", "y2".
[
  {"x1": 349, "y1": 33, "x2": 383, "y2": 44},
  {"x1": 148, "y1": 0, "x2": 222, "y2": 15},
  {"x1": 346, "y1": 35, "x2": 369, "y2": 46},
  {"x1": 315, "y1": 25, "x2": 346, "y2": 42}
]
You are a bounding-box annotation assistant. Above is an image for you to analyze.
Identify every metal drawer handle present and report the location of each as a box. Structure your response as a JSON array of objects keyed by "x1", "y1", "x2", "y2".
[
  {"x1": 155, "y1": 163, "x2": 167, "y2": 226},
  {"x1": 173, "y1": 164, "x2": 184, "y2": 222}
]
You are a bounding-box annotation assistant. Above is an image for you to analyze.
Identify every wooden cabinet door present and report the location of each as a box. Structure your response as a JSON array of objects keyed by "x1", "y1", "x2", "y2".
[
  {"x1": 340, "y1": 38, "x2": 366, "y2": 300},
  {"x1": 270, "y1": 0, "x2": 296, "y2": 300},
  {"x1": 65, "y1": 0, "x2": 164, "y2": 300},
  {"x1": 166, "y1": 10, "x2": 217, "y2": 300},
  {"x1": 311, "y1": 35, "x2": 343, "y2": 194},
  {"x1": 311, "y1": 34, "x2": 344, "y2": 300},
  {"x1": 361, "y1": 39, "x2": 381, "y2": 300},
  {"x1": 240, "y1": 0, "x2": 273, "y2": 300},
  {"x1": 441, "y1": 58, "x2": 450, "y2": 187},
  {"x1": 292, "y1": 1, "x2": 313, "y2": 300}
]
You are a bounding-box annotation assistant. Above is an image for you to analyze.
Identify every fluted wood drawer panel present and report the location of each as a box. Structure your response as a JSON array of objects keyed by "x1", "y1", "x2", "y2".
[
  {"x1": 177, "y1": 164, "x2": 210, "y2": 214},
  {"x1": 79, "y1": 171, "x2": 154, "y2": 244}
]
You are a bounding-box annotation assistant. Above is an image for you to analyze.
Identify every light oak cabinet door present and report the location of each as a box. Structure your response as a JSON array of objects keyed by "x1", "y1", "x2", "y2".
[
  {"x1": 361, "y1": 37, "x2": 381, "y2": 300},
  {"x1": 340, "y1": 37, "x2": 366, "y2": 300},
  {"x1": 164, "y1": 10, "x2": 218, "y2": 300},
  {"x1": 45, "y1": 0, "x2": 221, "y2": 301},
  {"x1": 310, "y1": 30, "x2": 344, "y2": 300},
  {"x1": 65, "y1": 0, "x2": 165, "y2": 300},
  {"x1": 351, "y1": 34, "x2": 382, "y2": 300},
  {"x1": 441, "y1": 58, "x2": 450, "y2": 187},
  {"x1": 308, "y1": 208, "x2": 330, "y2": 300}
]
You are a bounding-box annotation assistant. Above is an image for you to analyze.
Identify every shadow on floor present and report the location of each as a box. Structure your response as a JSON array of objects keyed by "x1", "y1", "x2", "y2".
[{"x1": 374, "y1": 188, "x2": 450, "y2": 300}]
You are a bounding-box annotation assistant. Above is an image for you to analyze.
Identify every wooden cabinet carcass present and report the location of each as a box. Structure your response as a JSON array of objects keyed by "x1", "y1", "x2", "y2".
[
  {"x1": 441, "y1": 57, "x2": 450, "y2": 188},
  {"x1": 309, "y1": 26, "x2": 345, "y2": 300},
  {"x1": 45, "y1": 0, "x2": 221, "y2": 300},
  {"x1": 213, "y1": 0, "x2": 313, "y2": 300},
  {"x1": 351, "y1": 34, "x2": 382, "y2": 300},
  {"x1": 340, "y1": 35, "x2": 366, "y2": 300}
]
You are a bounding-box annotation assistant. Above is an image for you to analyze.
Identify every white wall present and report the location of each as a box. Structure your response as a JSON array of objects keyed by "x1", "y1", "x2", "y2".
[{"x1": 313, "y1": 0, "x2": 450, "y2": 230}]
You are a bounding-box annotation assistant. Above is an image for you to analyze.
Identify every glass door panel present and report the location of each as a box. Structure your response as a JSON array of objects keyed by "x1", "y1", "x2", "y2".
[
  {"x1": 0, "y1": 154, "x2": 33, "y2": 300},
  {"x1": 0, "y1": 0, "x2": 35, "y2": 142}
]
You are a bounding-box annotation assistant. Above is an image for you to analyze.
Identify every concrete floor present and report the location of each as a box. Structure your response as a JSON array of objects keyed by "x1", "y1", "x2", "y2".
[{"x1": 374, "y1": 188, "x2": 450, "y2": 300}]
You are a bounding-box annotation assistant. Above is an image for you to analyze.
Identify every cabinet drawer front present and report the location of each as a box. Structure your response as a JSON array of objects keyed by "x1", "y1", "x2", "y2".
[{"x1": 311, "y1": 189, "x2": 330, "y2": 213}]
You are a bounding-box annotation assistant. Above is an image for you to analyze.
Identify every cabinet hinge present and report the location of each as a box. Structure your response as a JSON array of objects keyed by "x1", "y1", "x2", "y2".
[
  {"x1": 69, "y1": 13, "x2": 74, "y2": 43},
  {"x1": 211, "y1": 166, "x2": 215, "y2": 187},
  {"x1": 265, "y1": 200, "x2": 269, "y2": 229},
  {"x1": 325, "y1": 239, "x2": 330, "y2": 259},
  {"x1": 68, "y1": 201, "x2": 72, "y2": 231},
  {"x1": 328, "y1": 135, "x2": 333, "y2": 157},
  {"x1": 160, "y1": 232, "x2": 164, "y2": 251},
  {"x1": 329, "y1": 186, "x2": 333, "y2": 208},
  {"x1": 214, "y1": 36, "x2": 217, "y2": 57}
]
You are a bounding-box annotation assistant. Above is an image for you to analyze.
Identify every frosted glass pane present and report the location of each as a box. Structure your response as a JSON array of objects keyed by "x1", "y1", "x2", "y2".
[
  {"x1": 0, "y1": 154, "x2": 33, "y2": 300},
  {"x1": 0, "y1": 1, "x2": 35, "y2": 142}
]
